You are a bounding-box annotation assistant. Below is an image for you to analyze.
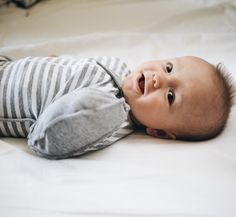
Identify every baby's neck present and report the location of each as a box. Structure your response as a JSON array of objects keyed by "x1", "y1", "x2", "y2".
[{"x1": 129, "y1": 112, "x2": 146, "y2": 130}]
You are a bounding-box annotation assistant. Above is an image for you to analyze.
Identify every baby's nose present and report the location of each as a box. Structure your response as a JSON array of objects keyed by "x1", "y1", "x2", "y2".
[{"x1": 153, "y1": 73, "x2": 163, "y2": 88}]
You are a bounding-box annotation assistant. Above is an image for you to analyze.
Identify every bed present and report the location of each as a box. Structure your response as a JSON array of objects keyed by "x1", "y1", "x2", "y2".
[{"x1": 0, "y1": 0, "x2": 236, "y2": 216}]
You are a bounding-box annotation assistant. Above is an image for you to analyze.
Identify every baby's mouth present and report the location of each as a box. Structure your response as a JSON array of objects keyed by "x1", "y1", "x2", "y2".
[{"x1": 138, "y1": 73, "x2": 145, "y2": 94}]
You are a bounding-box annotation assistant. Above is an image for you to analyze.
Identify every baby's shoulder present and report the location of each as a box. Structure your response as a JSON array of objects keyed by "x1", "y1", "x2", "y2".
[{"x1": 91, "y1": 56, "x2": 131, "y2": 79}]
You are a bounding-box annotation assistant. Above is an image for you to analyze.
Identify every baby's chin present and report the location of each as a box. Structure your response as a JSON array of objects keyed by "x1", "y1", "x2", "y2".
[{"x1": 121, "y1": 74, "x2": 133, "y2": 97}]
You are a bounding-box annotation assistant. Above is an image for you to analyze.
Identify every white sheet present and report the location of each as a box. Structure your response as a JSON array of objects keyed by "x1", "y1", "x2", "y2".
[{"x1": 0, "y1": 1, "x2": 236, "y2": 217}]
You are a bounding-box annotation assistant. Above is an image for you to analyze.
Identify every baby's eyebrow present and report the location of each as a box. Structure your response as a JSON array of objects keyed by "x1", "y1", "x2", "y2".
[
  {"x1": 162, "y1": 63, "x2": 166, "y2": 72},
  {"x1": 174, "y1": 58, "x2": 181, "y2": 72},
  {"x1": 172, "y1": 59, "x2": 185, "y2": 110},
  {"x1": 171, "y1": 94, "x2": 180, "y2": 113},
  {"x1": 175, "y1": 86, "x2": 184, "y2": 112}
]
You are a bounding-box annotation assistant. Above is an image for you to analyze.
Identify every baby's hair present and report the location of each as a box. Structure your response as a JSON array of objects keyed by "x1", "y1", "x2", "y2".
[
  {"x1": 214, "y1": 63, "x2": 236, "y2": 130},
  {"x1": 178, "y1": 62, "x2": 236, "y2": 141}
]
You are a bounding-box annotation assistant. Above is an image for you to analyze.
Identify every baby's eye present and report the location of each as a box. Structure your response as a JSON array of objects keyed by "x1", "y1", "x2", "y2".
[
  {"x1": 168, "y1": 89, "x2": 175, "y2": 105},
  {"x1": 166, "y1": 62, "x2": 173, "y2": 73}
]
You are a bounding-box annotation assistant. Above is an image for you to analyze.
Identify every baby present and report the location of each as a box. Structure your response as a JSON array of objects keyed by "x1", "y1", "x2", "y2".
[
  {"x1": 122, "y1": 56, "x2": 235, "y2": 141},
  {"x1": 0, "y1": 55, "x2": 235, "y2": 159}
]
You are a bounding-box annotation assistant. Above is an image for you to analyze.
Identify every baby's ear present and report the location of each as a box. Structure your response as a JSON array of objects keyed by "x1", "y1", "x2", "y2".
[{"x1": 146, "y1": 128, "x2": 176, "y2": 140}]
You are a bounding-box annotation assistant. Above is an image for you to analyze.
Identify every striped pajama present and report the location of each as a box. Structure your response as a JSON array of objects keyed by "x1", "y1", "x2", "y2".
[{"x1": 0, "y1": 56, "x2": 134, "y2": 157}]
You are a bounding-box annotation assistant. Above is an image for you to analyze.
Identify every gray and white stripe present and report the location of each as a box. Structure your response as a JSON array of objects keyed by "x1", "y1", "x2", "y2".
[{"x1": 0, "y1": 56, "x2": 133, "y2": 144}]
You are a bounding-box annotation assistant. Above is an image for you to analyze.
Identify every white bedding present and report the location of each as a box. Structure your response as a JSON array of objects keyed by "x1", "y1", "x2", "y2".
[{"x1": 0, "y1": 1, "x2": 236, "y2": 217}]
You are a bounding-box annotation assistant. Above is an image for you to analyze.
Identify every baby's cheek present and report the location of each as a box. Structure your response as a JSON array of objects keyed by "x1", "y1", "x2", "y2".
[
  {"x1": 137, "y1": 98, "x2": 155, "y2": 115},
  {"x1": 144, "y1": 92, "x2": 160, "y2": 105}
]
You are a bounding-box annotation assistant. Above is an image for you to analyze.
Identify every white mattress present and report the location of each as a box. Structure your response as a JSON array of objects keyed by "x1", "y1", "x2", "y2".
[{"x1": 0, "y1": 1, "x2": 236, "y2": 217}]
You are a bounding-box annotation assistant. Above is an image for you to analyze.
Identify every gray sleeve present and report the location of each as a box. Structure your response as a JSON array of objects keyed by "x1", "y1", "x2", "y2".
[{"x1": 27, "y1": 87, "x2": 130, "y2": 159}]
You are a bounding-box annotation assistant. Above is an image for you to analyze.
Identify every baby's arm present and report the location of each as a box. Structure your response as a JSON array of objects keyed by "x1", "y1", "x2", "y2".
[{"x1": 27, "y1": 87, "x2": 129, "y2": 159}]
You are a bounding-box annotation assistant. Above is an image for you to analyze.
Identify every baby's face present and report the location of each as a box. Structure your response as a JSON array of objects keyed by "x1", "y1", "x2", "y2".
[{"x1": 122, "y1": 56, "x2": 218, "y2": 139}]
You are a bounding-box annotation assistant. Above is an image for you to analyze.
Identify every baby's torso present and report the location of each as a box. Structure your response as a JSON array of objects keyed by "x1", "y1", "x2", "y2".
[{"x1": 0, "y1": 56, "x2": 131, "y2": 137}]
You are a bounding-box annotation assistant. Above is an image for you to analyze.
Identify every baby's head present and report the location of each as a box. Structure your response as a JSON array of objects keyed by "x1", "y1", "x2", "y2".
[{"x1": 122, "y1": 56, "x2": 235, "y2": 141}]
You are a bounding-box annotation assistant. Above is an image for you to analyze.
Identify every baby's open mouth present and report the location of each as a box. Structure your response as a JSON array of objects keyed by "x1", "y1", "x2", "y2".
[{"x1": 138, "y1": 73, "x2": 145, "y2": 94}]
